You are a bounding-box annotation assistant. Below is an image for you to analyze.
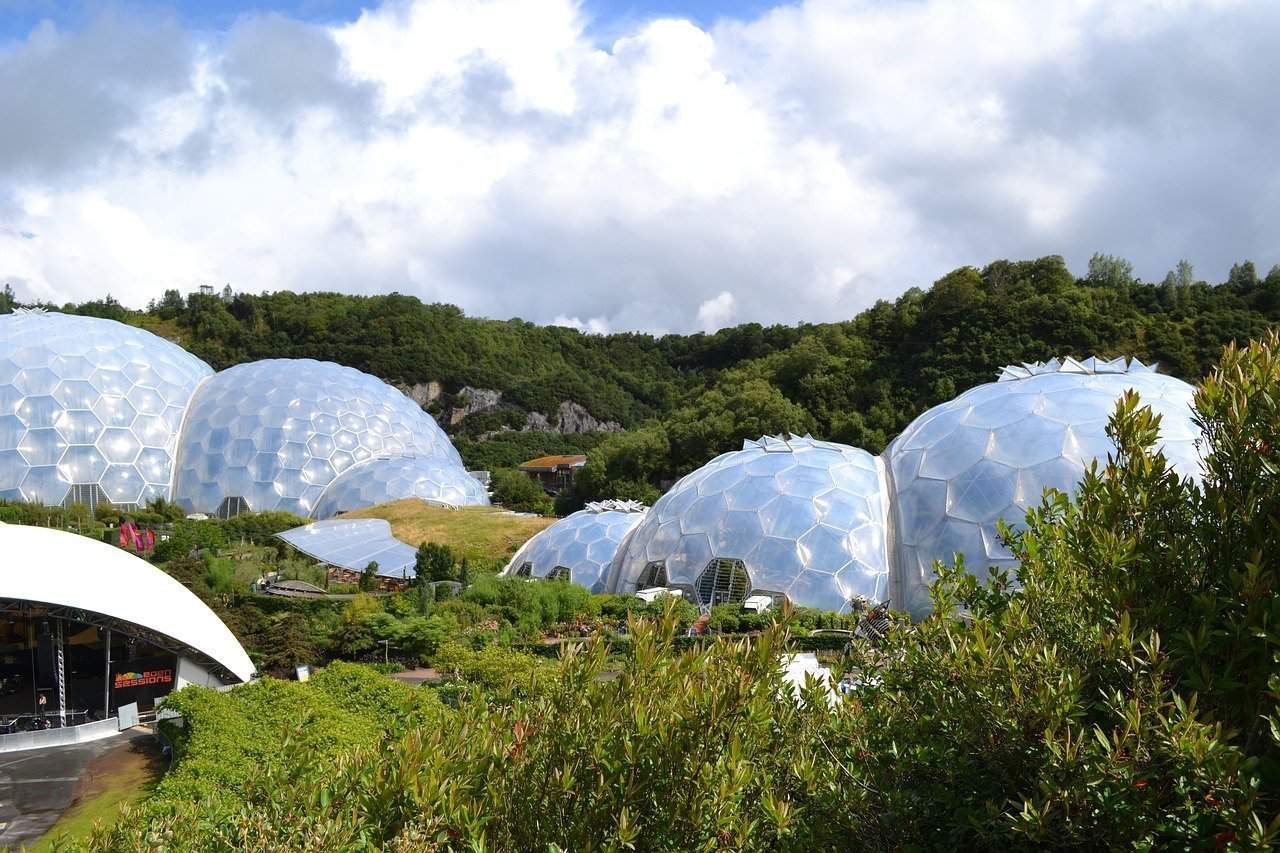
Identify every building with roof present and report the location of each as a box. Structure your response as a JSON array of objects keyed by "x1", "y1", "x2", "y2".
[
  {"x1": 0, "y1": 523, "x2": 253, "y2": 731},
  {"x1": 886, "y1": 355, "x2": 1200, "y2": 616},
  {"x1": 501, "y1": 499, "x2": 647, "y2": 592},
  {"x1": 518, "y1": 454, "x2": 587, "y2": 494},
  {"x1": 607, "y1": 436, "x2": 891, "y2": 613},
  {"x1": 0, "y1": 309, "x2": 212, "y2": 510},
  {"x1": 276, "y1": 518, "x2": 419, "y2": 590},
  {"x1": 0, "y1": 310, "x2": 484, "y2": 520}
]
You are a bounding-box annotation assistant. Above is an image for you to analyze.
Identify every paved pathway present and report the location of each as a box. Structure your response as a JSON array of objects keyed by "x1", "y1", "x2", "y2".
[
  {"x1": 390, "y1": 667, "x2": 440, "y2": 685},
  {"x1": 0, "y1": 729, "x2": 154, "y2": 849}
]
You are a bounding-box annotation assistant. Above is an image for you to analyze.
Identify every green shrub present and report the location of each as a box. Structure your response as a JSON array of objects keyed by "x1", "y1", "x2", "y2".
[
  {"x1": 490, "y1": 467, "x2": 555, "y2": 515},
  {"x1": 82, "y1": 334, "x2": 1280, "y2": 851}
]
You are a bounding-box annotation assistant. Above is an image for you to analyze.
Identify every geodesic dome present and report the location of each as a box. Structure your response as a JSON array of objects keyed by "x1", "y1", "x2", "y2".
[
  {"x1": 0, "y1": 310, "x2": 213, "y2": 508},
  {"x1": 606, "y1": 435, "x2": 891, "y2": 612},
  {"x1": 887, "y1": 356, "x2": 1201, "y2": 615},
  {"x1": 312, "y1": 456, "x2": 489, "y2": 518},
  {"x1": 501, "y1": 499, "x2": 647, "y2": 593},
  {"x1": 172, "y1": 359, "x2": 472, "y2": 518}
]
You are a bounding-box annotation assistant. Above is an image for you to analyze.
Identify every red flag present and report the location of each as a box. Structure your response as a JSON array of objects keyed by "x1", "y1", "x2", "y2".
[
  {"x1": 118, "y1": 524, "x2": 128, "y2": 548},
  {"x1": 144, "y1": 528, "x2": 155, "y2": 551},
  {"x1": 129, "y1": 524, "x2": 142, "y2": 551}
]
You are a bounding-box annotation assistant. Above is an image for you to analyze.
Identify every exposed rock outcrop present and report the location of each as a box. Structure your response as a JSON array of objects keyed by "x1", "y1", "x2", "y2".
[
  {"x1": 437, "y1": 385, "x2": 623, "y2": 434},
  {"x1": 397, "y1": 380, "x2": 443, "y2": 407},
  {"x1": 548, "y1": 400, "x2": 622, "y2": 434},
  {"x1": 448, "y1": 386, "x2": 504, "y2": 425}
]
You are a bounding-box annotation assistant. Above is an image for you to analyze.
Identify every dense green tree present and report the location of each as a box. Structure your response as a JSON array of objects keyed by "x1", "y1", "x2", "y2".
[
  {"x1": 490, "y1": 467, "x2": 555, "y2": 514},
  {"x1": 46, "y1": 252, "x2": 1280, "y2": 505},
  {"x1": 258, "y1": 612, "x2": 317, "y2": 674},
  {"x1": 1085, "y1": 252, "x2": 1136, "y2": 290},
  {"x1": 415, "y1": 542, "x2": 457, "y2": 582}
]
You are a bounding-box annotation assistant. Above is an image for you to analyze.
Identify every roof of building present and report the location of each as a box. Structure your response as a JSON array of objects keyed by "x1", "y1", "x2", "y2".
[
  {"x1": 518, "y1": 455, "x2": 588, "y2": 472},
  {"x1": 276, "y1": 518, "x2": 418, "y2": 580},
  {"x1": 0, "y1": 523, "x2": 254, "y2": 683}
]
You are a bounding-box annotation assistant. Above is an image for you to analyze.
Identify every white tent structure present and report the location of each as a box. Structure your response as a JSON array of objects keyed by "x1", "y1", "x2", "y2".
[{"x1": 1, "y1": 523, "x2": 254, "y2": 686}]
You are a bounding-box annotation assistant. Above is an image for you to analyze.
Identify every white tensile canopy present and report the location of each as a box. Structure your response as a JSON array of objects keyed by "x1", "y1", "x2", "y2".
[{"x1": 0, "y1": 523, "x2": 254, "y2": 683}]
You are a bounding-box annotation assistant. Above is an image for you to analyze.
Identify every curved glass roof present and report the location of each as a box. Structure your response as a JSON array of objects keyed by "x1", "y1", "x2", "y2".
[
  {"x1": 501, "y1": 499, "x2": 647, "y2": 593},
  {"x1": 172, "y1": 358, "x2": 467, "y2": 517},
  {"x1": 887, "y1": 357, "x2": 1201, "y2": 615},
  {"x1": 0, "y1": 310, "x2": 213, "y2": 508},
  {"x1": 608, "y1": 435, "x2": 891, "y2": 612},
  {"x1": 276, "y1": 518, "x2": 418, "y2": 580},
  {"x1": 313, "y1": 456, "x2": 489, "y2": 518}
]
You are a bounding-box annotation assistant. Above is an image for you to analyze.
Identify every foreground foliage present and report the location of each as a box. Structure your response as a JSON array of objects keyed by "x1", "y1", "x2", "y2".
[{"x1": 80, "y1": 333, "x2": 1280, "y2": 850}]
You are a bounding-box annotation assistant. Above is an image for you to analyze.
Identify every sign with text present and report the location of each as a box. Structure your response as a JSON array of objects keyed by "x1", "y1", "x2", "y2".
[
  {"x1": 113, "y1": 668, "x2": 173, "y2": 689},
  {"x1": 112, "y1": 655, "x2": 177, "y2": 711}
]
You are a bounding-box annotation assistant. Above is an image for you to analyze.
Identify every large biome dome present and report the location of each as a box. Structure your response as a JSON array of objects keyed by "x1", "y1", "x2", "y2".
[
  {"x1": 0, "y1": 310, "x2": 213, "y2": 508},
  {"x1": 173, "y1": 359, "x2": 476, "y2": 518},
  {"x1": 501, "y1": 499, "x2": 648, "y2": 593},
  {"x1": 607, "y1": 435, "x2": 891, "y2": 612},
  {"x1": 887, "y1": 356, "x2": 1201, "y2": 615}
]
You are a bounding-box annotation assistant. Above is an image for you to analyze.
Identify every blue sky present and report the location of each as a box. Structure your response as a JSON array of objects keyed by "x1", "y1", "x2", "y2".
[{"x1": 0, "y1": 0, "x2": 784, "y2": 40}]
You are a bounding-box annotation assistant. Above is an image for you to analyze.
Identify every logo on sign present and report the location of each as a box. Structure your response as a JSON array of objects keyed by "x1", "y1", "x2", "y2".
[{"x1": 114, "y1": 669, "x2": 173, "y2": 689}]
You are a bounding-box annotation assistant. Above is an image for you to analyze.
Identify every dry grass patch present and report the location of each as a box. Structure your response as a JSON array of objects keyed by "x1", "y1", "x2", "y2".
[{"x1": 344, "y1": 499, "x2": 555, "y2": 562}]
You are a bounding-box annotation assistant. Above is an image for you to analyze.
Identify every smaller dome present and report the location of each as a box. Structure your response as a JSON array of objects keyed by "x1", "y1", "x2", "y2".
[
  {"x1": 173, "y1": 358, "x2": 466, "y2": 517},
  {"x1": 502, "y1": 499, "x2": 648, "y2": 593},
  {"x1": 607, "y1": 435, "x2": 892, "y2": 612},
  {"x1": 313, "y1": 456, "x2": 490, "y2": 519}
]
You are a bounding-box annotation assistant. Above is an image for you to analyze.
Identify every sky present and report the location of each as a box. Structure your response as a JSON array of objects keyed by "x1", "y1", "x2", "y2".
[{"x1": 1, "y1": 0, "x2": 1277, "y2": 334}]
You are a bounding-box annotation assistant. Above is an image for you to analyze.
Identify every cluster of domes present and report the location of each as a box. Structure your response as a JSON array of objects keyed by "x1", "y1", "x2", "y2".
[
  {"x1": 0, "y1": 310, "x2": 486, "y2": 518},
  {"x1": 1, "y1": 309, "x2": 1205, "y2": 616},
  {"x1": 512, "y1": 357, "x2": 1201, "y2": 617}
]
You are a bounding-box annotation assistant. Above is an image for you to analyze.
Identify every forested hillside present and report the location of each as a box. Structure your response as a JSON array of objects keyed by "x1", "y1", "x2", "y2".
[{"x1": 20, "y1": 254, "x2": 1279, "y2": 502}]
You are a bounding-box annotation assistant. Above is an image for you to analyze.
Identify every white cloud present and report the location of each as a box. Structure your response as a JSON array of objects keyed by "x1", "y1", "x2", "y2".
[
  {"x1": 697, "y1": 290, "x2": 735, "y2": 331},
  {"x1": 1, "y1": 0, "x2": 1278, "y2": 330},
  {"x1": 552, "y1": 314, "x2": 611, "y2": 334}
]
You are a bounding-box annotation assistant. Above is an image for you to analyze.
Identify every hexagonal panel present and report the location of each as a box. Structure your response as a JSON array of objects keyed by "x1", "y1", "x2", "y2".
[
  {"x1": 173, "y1": 358, "x2": 479, "y2": 517},
  {"x1": 501, "y1": 500, "x2": 647, "y2": 593},
  {"x1": 100, "y1": 428, "x2": 142, "y2": 464},
  {"x1": 0, "y1": 310, "x2": 213, "y2": 507},
  {"x1": 888, "y1": 358, "x2": 1202, "y2": 616},
  {"x1": 611, "y1": 436, "x2": 891, "y2": 611}
]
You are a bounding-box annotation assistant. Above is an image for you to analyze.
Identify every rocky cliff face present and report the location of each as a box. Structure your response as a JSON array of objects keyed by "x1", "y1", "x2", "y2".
[
  {"x1": 397, "y1": 380, "x2": 443, "y2": 407},
  {"x1": 448, "y1": 386, "x2": 505, "y2": 426},
  {"x1": 545, "y1": 400, "x2": 622, "y2": 434},
  {"x1": 431, "y1": 384, "x2": 622, "y2": 435}
]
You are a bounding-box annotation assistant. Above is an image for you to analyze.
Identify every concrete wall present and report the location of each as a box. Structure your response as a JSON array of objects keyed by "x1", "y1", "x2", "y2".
[
  {"x1": 175, "y1": 657, "x2": 221, "y2": 690},
  {"x1": 0, "y1": 717, "x2": 124, "y2": 754}
]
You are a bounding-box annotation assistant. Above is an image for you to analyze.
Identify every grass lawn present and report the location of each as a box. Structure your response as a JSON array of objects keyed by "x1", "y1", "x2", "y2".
[
  {"x1": 32, "y1": 736, "x2": 165, "y2": 851},
  {"x1": 345, "y1": 500, "x2": 556, "y2": 563}
]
